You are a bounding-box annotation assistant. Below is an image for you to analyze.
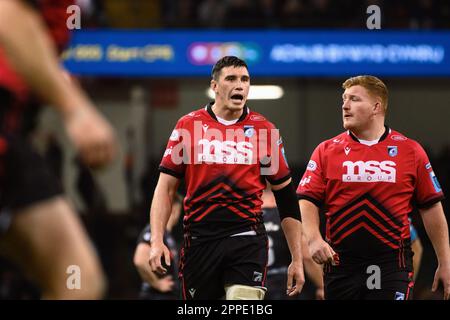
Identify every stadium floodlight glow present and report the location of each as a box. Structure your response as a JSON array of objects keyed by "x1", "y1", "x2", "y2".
[{"x1": 206, "y1": 85, "x2": 284, "y2": 100}]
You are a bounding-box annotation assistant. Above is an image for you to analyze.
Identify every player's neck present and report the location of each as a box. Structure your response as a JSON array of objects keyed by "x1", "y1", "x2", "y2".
[
  {"x1": 211, "y1": 102, "x2": 243, "y2": 121},
  {"x1": 351, "y1": 123, "x2": 386, "y2": 141}
]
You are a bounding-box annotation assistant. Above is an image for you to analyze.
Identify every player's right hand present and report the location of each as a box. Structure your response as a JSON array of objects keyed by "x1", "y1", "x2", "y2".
[
  {"x1": 309, "y1": 237, "x2": 338, "y2": 265},
  {"x1": 65, "y1": 105, "x2": 117, "y2": 169},
  {"x1": 149, "y1": 242, "x2": 171, "y2": 275}
]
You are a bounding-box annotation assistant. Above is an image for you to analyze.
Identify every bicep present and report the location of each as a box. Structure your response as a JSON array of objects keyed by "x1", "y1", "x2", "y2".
[
  {"x1": 156, "y1": 172, "x2": 180, "y2": 198},
  {"x1": 299, "y1": 199, "x2": 320, "y2": 215},
  {"x1": 419, "y1": 201, "x2": 443, "y2": 217}
]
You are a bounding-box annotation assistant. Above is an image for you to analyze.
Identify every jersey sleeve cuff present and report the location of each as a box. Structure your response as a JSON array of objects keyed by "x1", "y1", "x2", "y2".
[
  {"x1": 266, "y1": 174, "x2": 291, "y2": 186},
  {"x1": 417, "y1": 195, "x2": 445, "y2": 209},
  {"x1": 158, "y1": 166, "x2": 184, "y2": 179},
  {"x1": 297, "y1": 194, "x2": 323, "y2": 208}
]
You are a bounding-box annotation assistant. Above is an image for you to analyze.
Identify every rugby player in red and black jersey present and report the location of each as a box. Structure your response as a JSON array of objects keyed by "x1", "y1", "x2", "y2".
[
  {"x1": 0, "y1": 0, "x2": 116, "y2": 299},
  {"x1": 298, "y1": 75, "x2": 450, "y2": 300},
  {"x1": 149, "y1": 56, "x2": 305, "y2": 300}
]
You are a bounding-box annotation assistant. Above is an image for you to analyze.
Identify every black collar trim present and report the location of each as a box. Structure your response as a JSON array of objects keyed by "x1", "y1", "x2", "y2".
[
  {"x1": 348, "y1": 125, "x2": 390, "y2": 143},
  {"x1": 206, "y1": 102, "x2": 248, "y2": 123}
]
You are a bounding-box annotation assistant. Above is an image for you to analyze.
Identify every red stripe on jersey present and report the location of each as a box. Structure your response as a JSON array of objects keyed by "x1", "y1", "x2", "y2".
[
  {"x1": 333, "y1": 222, "x2": 399, "y2": 249},
  {"x1": 192, "y1": 203, "x2": 221, "y2": 221},
  {"x1": 330, "y1": 210, "x2": 401, "y2": 242},
  {"x1": 329, "y1": 198, "x2": 403, "y2": 232},
  {"x1": 228, "y1": 205, "x2": 257, "y2": 221}
]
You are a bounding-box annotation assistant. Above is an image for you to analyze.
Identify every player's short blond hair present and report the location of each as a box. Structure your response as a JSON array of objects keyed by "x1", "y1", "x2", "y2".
[{"x1": 342, "y1": 75, "x2": 388, "y2": 113}]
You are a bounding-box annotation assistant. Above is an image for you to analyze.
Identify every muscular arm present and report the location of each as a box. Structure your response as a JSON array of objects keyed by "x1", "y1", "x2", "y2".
[
  {"x1": 272, "y1": 178, "x2": 305, "y2": 295},
  {"x1": 149, "y1": 173, "x2": 180, "y2": 274},
  {"x1": 299, "y1": 199, "x2": 322, "y2": 243},
  {"x1": 420, "y1": 202, "x2": 450, "y2": 299},
  {"x1": 299, "y1": 199, "x2": 336, "y2": 265},
  {"x1": 301, "y1": 234, "x2": 324, "y2": 299}
]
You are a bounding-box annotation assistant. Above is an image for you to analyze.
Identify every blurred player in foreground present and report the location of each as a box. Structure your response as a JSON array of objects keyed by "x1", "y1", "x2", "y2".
[{"x1": 0, "y1": 0, "x2": 116, "y2": 299}]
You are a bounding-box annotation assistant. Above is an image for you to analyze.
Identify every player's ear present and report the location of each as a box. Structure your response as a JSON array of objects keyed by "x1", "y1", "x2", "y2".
[
  {"x1": 373, "y1": 101, "x2": 382, "y2": 115},
  {"x1": 210, "y1": 79, "x2": 217, "y2": 93}
]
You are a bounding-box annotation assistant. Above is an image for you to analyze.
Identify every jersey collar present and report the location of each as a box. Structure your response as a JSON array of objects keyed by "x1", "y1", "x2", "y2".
[
  {"x1": 205, "y1": 101, "x2": 248, "y2": 123},
  {"x1": 348, "y1": 125, "x2": 390, "y2": 144}
]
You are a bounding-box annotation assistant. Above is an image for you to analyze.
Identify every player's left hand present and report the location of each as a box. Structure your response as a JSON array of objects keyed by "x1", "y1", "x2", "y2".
[
  {"x1": 286, "y1": 260, "x2": 305, "y2": 297},
  {"x1": 432, "y1": 263, "x2": 450, "y2": 300}
]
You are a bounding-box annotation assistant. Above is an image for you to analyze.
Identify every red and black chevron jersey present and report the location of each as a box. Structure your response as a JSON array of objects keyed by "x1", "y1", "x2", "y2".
[
  {"x1": 160, "y1": 103, "x2": 291, "y2": 243},
  {"x1": 297, "y1": 127, "x2": 444, "y2": 270}
]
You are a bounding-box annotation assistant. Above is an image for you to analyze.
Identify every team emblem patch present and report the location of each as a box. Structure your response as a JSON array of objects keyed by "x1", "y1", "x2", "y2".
[
  {"x1": 388, "y1": 146, "x2": 398, "y2": 157},
  {"x1": 244, "y1": 125, "x2": 255, "y2": 138}
]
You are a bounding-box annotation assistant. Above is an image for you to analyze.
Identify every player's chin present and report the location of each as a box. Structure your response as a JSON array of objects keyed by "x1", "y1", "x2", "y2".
[
  {"x1": 343, "y1": 119, "x2": 354, "y2": 130},
  {"x1": 229, "y1": 101, "x2": 246, "y2": 110}
]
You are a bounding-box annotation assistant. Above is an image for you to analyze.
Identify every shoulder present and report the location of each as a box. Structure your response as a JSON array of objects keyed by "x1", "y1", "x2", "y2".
[
  {"x1": 176, "y1": 107, "x2": 207, "y2": 126},
  {"x1": 389, "y1": 129, "x2": 424, "y2": 153},
  {"x1": 246, "y1": 109, "x2": 275, "y2": 130},
  {"x1": 318, "y1": 131, "x2": 349, "y2": 152}
]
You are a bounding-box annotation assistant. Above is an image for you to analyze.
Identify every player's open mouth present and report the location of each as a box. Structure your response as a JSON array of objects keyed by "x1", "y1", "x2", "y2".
[{"x1": 231, "y1": 94, "x2": 244, "y2": 102}]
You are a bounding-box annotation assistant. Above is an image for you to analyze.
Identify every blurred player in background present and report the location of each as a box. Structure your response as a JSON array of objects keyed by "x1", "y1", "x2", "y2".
[
  {"x1": 0, "y1": 0, "x2": 116, "y2": 299},
  {"x1": 298, "y1": 75, "x2": 450, "y2": 300},
  {"x1": 149, "y1": 56, "x2": 305, "y2": 300},
  {"x1": 262, "y1": 187, "x2": 324, "y2": 300},
  {"x1": 134, "y1": 194, "x2": 182, "y2": 300}
]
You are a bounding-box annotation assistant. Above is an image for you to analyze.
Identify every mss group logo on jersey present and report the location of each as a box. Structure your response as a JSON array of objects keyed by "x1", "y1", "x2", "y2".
[
  {"x1": 165, "y1": 121, "x2": 281, "y2": 173},
  {"x1": 342, "y1": 160, "x2": 397, "y2": 183}
]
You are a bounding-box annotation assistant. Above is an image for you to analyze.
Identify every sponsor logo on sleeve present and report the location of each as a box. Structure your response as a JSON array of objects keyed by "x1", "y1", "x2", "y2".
[
  {"x1": 170, "y1": 129, "x2": 180, "y2": 141},
  {"x1": 300, "y1": 175, "x2": 311, "y2": 187},
  {"x1": 425, "y1": 163, "x2": 432, "y2": 170},
  {"x1": 307, "y1": 160, "x2": 317, "y2": 171},
  {"x1": 430, "y1": 171, "x2": 442, "y2": 193}
]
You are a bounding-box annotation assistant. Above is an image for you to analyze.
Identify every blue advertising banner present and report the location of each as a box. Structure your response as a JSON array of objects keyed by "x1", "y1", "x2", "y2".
[{"x1": 62, "y1": 30, "x2": 450, "y2": 77}]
